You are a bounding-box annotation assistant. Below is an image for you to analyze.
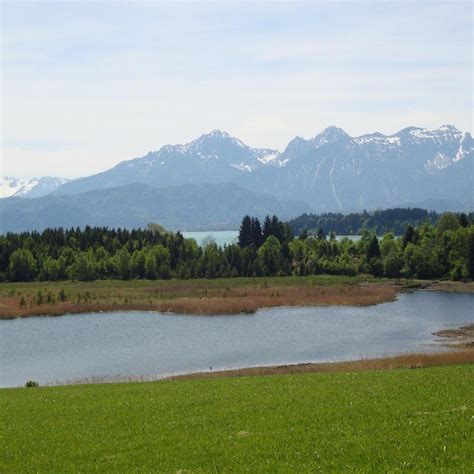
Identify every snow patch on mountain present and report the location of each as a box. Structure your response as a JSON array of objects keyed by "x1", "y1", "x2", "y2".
[
  {"x1": 231, "y1": 162, "x2": 254, "y2": 172},
  {"x1": 353, "y1": 125, "x2": 464, "y2": 146},
  {"x1": 0, "y1": 177, "x2": 70, "y2": 198},
  {"x1": 0, "y1": 177, "x2": 38, "y2": 198},
  {"x1": 425, "y1": 153, "x2": 452, "y2": 173}
]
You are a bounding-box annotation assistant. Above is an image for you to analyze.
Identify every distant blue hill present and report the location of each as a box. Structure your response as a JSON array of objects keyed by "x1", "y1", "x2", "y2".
[{"x1": 0, "y1": 182, "x2": 310, "y2": 233}]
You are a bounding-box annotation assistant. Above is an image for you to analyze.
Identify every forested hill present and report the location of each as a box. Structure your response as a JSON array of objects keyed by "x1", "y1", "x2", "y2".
[
  {"x1": 0, "y1": 182, "x2": 309, "y2": 233},
  {"x1": 287, "y1": 208, "x2": 474, "y2": 236}
]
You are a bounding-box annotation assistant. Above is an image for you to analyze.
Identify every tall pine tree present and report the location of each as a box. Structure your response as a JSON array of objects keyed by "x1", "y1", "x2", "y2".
[{"x1": 238, "y1": 215, "x2": 253, "y2": 248}]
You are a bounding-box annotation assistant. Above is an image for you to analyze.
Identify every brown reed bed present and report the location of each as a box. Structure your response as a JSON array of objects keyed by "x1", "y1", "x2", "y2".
[
  {"x1": 0, "y1": 279, "x2": 399, "y2": 319},
  {"x1": 426, "y1": 280, "x2": 474, "y2": 294},
  {"x1": 169, "y1": 350, "x2": 474, "y2": 381},
  {"x1": 153, "y1": 283, "x2": 399, "y2": 315},
  {"x1": 0, "y1": 301, "x2": 157, "y2": 319},
  {"x1": 0, "y1": 277, "x2": 472, "y2": 319}
]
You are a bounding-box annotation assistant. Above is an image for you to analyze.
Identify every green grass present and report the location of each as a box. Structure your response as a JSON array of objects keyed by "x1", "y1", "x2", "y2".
[
  {"x1": 0, "y1": 274, "x2": 373, "y2": 295},
  {"x1": 1, "y1": 365, "x2": 473, "y2": 472}
]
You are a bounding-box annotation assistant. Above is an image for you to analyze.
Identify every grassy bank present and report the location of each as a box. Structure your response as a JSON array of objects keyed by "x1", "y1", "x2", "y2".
[
  {"x1": 1, "y1": 365, "x2": 473, "y2": 472},
  {"x1": 0, "y1": 275, "x2": 401, "y2": 318},
  {"x1": 170, "y1": 350, "x2": 474, "y2": 380}
]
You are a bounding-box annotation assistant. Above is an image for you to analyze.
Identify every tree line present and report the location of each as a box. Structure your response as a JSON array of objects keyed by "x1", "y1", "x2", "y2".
[
  {"x1": 288, "y1": 207, "x2": 473, "y2": 236},
  {"x1": 1, "y1": 213, "x2": 473, "y2": 282}
]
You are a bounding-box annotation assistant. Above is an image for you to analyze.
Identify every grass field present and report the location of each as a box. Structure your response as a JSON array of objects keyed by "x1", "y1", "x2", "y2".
[{"x1": 1, "y1": 365, "x2": 473, "y2": 472}]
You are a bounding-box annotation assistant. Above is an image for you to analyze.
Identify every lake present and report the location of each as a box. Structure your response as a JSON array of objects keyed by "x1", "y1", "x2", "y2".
[
  {"x1": 1, "y1": 291, "x2": 472, "y2": 388},
  {"x1": 182, "y1": 230, "x2": 239, "y2": 247},
  {"x1": 182, "y1": 230, "x2": 361, "y2": 247}
]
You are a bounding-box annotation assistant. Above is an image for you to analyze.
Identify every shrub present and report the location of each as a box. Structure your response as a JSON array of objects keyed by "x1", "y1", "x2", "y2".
[
  {"x1": 58, "y1": 289, "x2": 67, "y2": 302},
  {"x1": 36, "y1": 290, "x2": 43, "y2": 305},
  {"x1": 25, "y1": 380, "x2": 39, "y2": 388}
]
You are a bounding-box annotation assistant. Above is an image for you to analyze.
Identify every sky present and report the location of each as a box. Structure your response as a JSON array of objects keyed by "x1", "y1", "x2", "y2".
[{"x1": 1, "y1": 0, "x2": 472, "y2": 178}]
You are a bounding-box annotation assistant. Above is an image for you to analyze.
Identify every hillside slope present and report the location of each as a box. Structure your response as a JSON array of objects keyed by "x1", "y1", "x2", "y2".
[{"x1": 0, "y1": 182, "x2": 309, "y2": 232}]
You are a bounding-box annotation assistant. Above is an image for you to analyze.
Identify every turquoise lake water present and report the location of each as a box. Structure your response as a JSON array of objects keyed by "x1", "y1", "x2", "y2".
[{"x1": 182, "y1": 230, "x2": 361, "y2": 247}]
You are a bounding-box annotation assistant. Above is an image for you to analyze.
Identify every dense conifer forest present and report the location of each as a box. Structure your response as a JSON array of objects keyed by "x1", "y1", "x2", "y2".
[
  {"x1": 1, "y1": 212, "x2": 473, "y2": 282},
  {"x1": 288, "y1": 208, "x2": 474, "y2": 236}
]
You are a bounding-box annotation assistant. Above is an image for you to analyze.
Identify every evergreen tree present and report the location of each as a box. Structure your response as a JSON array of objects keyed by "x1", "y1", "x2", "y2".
[
  {"x1": 238, "y1": 215, "x2": 253, "y2": 248},
  {"x1": 402, "y1": 225, "x2": 417, "y2": 248},
  {"x1": 262, "y1": 215, "x2": 272, "y2": 241},
  {"x1": 251, "y1": 217, "x2": 264, "y2": 248},
  {"x1": 367, "y1": 235, "x2": 381, "y2": 260},
  {"x1": 467, "y1": 231, "x2": 474, "y2": 278},
  {"x1": 458, "y1": 213, "x2": 469, "y2": 228}
]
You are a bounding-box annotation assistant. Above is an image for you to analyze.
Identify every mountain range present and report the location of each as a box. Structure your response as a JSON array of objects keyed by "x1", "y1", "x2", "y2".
[
  {"x1": 52, "y1": 130, "x2": 284, "y2": 195},
  {"x1": 1, "y1": 124, "x2": 472, "y2": 232},
  {"x1": 237, "y1": 125, "x2": 473, "y2": 211}
]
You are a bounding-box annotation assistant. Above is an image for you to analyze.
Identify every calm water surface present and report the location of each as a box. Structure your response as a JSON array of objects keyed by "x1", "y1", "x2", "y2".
[
  {"x1": 182, "y1": 230, "x2": 238, "y2": 246},
  {"x1": 182, "y1": 230, "x2": 361, "y2": 247},
  {"x1": 1, "y1": 291, "x2": 472, "y2": 387}
]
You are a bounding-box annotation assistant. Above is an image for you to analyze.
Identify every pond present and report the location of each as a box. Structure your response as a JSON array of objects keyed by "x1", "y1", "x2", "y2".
[{"x1": 0, "y1": 291, "x2": 472, "y2": 387}]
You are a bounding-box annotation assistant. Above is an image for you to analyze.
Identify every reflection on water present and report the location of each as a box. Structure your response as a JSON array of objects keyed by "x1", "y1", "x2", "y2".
[{"x1": 0, "y1": 291, "x2": 472, "y2": 387}]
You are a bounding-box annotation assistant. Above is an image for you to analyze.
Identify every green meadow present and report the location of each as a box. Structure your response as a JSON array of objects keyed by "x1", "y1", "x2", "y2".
[{"x1": 1, "y1": 365, "x2": 473, "y2": 472}]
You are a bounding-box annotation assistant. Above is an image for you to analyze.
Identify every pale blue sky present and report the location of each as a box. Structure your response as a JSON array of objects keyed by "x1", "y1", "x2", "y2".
[{"x1": 1, "y1": 0, "x2": 472, "y2": 178}]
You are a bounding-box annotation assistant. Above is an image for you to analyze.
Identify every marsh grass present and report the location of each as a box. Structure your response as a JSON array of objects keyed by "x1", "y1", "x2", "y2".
[{"x1": 0, "y1": 275, "x2": 400, "y2": 318}]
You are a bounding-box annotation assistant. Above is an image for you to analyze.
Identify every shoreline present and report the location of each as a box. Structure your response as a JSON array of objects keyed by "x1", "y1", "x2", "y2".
[
  {"x1": 1, "y1": 278, "x2": 473, "y2": 320},
  {"x1": 168, "y1": 350, "x2": 474, "y2": 382},
  {"x1": 3, "y1": 349, "x2": 471, "y2": 389},
  {"x1": 433, "y1": 324, "x2": 474, "y2": 349}
]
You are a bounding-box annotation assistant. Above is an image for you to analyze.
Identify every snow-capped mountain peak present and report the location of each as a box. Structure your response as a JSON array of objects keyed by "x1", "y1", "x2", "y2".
[
  {"x1": 281, "y1": 126, "x2": 351, "y2": 159},
  {"x1": 205, "y1": 129, "x2": 231, "y2": 139},
  {"x1": 126, "y1": 130, "x2": 282, "y2": 171},
  {"x1": 312, "y1": 126, "x2": 350, "y2": 145},
  {"x1": 0, "y1": 177, "x2": 39, "y2": 198},
  {"x1": 352, "y1": 124, "x2": 464, "y2": 146},
  {"x1": 0, "y1": 176, "x2": 70, "y2": 198}
]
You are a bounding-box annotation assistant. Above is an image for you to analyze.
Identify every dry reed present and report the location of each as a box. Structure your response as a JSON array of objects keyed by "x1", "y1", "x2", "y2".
[
  {"x1": 0, "y1": 282, "x2": 399, "y2": 318},
  {"x1": 169, "y1": 350, "x2": 474, "y2": 381}
]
